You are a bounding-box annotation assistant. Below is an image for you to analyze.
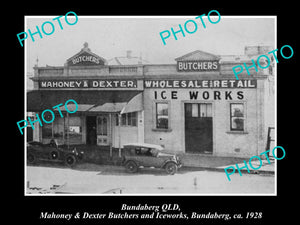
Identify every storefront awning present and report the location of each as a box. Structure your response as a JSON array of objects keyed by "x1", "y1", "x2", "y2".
[{"x1": 27, "y1": 90, "x2": 143, "y2": 113}]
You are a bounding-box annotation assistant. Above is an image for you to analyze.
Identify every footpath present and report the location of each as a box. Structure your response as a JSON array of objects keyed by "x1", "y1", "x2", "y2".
[{"x1": 178, "y1": 154, "x2": 275, "y2": 175}]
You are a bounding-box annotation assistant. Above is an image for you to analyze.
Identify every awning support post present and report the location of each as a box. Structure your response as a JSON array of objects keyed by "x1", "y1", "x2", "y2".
[
  {"x1": 109, "y1": 113, "x2": 112, "y2": 158},
  {"x1": 67, "y1": 112, "x2": 70, "y2": 149},
  {"x1": 118, "y1": 113, "x2": 121, "y2": 157}
]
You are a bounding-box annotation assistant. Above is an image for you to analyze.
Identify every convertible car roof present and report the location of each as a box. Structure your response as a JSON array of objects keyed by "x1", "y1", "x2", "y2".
[{"x1": 123, "y1": 143, "x2": 164, "y2": 151}]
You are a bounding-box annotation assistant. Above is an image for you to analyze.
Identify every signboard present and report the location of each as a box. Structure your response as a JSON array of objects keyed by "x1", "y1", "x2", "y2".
[
  {"x1": 144, "y1": 79, "x2": 257, "y2": 88},
  {"x1": 39, "y1": 79, "x2": 256, "y2": 89},
  {"x1": 39, "y1": 80, "x2": 137, "y2": 88},
  {"x1": 67, "y1": 52, "x2": 105, "y2": 66},
  {"x1": 177, "y1": 60, "x2": 220, "y2": 72}
]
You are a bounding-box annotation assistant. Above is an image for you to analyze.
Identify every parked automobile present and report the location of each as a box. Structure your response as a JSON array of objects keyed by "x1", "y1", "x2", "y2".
[
  {"x1": 122, "y1": 143, "x2": 182, "y2": 175},
  {"x1": 27, "y1": 139, "x2": 84, "y2": 167}
]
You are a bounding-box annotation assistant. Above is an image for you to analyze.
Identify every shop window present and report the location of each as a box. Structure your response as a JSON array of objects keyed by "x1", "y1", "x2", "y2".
[
  {"x1": 41, "y1": 111, "x2": 53, "y2": 139},
  {"x1": 156, "y1": 103, "x2": 169, "y2": 129},
  {"x1": 42, "y1": 124, "x2": 52, "y2": 139},
  {"x1": 41, "y1": 115, "x2": 82, "y2": 144},
  {"x1": 53, "y1": 117, "x2": 64, "y2": 140},
  {"x1": 120, "y1": 112, "x2": 137, "y2": 127},
  {"x1": 65, "y1": 116, "x2": 82, "y2": 144},
  {"x1": 230, "y1": 103, "x2": 244, "y2": 131}
]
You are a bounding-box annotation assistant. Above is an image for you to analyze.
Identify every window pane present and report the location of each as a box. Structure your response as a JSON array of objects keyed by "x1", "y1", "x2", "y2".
[
  {"x1": 102, "y1": 117, "x2": 107, "y2": 135},
  {"x1": 53, "y1": 117, "x2": 64, "y2": 139},
  {"x1": 192, "y1": 104, "x2": 199, "y2": 117},
  {"x1": 231, "y1": 104, "x2": 244, "y2": 117},
  {"x1": 185, "y1": 104, "x2": 192, "y2": 117},
  {"x1": 231, "y1": 117, "x2": 244, "y2": 130},
  {"x1": 156, "y1": 103, "x2": 169, "y2": 129},
  {"x1": 97, "y1": 116, "x2": 107, "y2": 135},
  {"x1": 206, "y1": 104, "x2": 212, "y2": 117},
  {"x1": 65, "y1": 116, "x2": 82, "y2": 144},
  {"x1": 157, "y1": 115, "x2": 168, "y2": 129},
  {"x1": 132, "y1": 112, "x2": 137, "y2": 126},
  {"x1": 42, "y1": 124, "x2": 52, "y2": 139},
  {"x1": 115, "y1": 114, "x2": 119, "y2": 126},
  {"x1": 121, "y1": 114, "x2": 126, "y2": 126},
  {"x1": 157, "y1": 103, "x2": 168, "y2": 115},
  {"x1": 230, "y1": 104, "x2": 244, "y2": 131},
  {"x1": 199, "y1": 103, "x2": 212, "y2": 117},
  {"x1": 127, "y1": 113, "x2": 132, "y2": 125},
  {"x1": 200, "y1": 104, "x2": 206, "y2": 117}
]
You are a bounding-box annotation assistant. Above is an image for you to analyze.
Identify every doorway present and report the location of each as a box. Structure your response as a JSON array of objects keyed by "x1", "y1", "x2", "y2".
[
  {"x1": 185, "y1": 103, "x2": 213, "y2": 154},
  {"x1": 86, "y1": 116, "x2": 97, "y2": 145},
  {"x1": 96, "y1": 114, "x2": 109, "y2": 146}
]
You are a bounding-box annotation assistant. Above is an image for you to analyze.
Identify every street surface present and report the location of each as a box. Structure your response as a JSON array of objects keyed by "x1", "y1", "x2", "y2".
[{"x1": 26, "y1": 163, "x2": 275, "y2": 195}]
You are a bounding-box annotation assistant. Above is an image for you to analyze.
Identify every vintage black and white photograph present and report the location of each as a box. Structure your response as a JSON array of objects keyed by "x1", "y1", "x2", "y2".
[{"x1": 23, "y1": 15, "x2": 276, "y2": 195}]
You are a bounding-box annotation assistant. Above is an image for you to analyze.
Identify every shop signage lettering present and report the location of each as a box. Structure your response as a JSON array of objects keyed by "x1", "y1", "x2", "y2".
[
  {"x1": 154, "y1": 90, "x2": 244, "y2": 100},
  {"x1": 159, "y1": 9, "x2": 221, "y2": 45},
  {"x1": 17, "y1": 11, "x2": 78, "y2": 47},
  {"x1": 72, "y1": 55, "x2": 100, "y2": 65},
  {"x1": 17, "y1": 99, "x2": 78, "y2": 135},
  {"x1": 144, "y1": 80, "x2": 256, "y2": 88},
  {"x1": 39, "y1": 80, "x2": 137, "y2": 88},
  {"x1": 224, "y1": 146, "x2": 286, "y2": 181},
  {"x1": 177, "y1": 60, "x2": 219, "y2": 72},
  {"x1": 232, "y1": 45, "x2": 294, "y2": 80}
]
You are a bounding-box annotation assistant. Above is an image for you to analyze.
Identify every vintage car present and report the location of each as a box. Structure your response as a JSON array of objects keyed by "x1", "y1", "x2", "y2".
[
  {"x1": 27, "y1": 139, "x2": 84, "y2": 167},
  {"x1": 122, "y1": 143, "x2": 182, "y2": 175}
]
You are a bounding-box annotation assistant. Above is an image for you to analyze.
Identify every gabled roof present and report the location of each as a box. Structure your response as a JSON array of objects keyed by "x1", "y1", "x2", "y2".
[
  {"x1": 66, "y1": 42, "x2": 107, "y2": 65},
  {"x1": 175, "y1": 50, "x2": 220, "y2": 61}
]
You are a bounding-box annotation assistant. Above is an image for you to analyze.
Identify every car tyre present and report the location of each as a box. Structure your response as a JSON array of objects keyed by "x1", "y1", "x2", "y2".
[
  {"x1": 65, "y1": 155, "x2": 76, "y2": 167},
  {"x1": 165, "y1": 162, "x2": 177, "y2": 175},
  {"x1": 27, "y1": 153, "x2": 35, "y2": 164},
  {"x1": 125, "y1": 161, "x2": 138, "y2": 173}
]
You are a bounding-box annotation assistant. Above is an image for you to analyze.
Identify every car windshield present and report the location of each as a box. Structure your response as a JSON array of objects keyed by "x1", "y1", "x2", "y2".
[{"x1": 134, "y1": 147, "x2": 159, "y2": 157}]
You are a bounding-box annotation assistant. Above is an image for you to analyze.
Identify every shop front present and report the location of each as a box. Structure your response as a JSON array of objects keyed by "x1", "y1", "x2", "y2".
[
  {"x1": 27, "y1": 44, "x2": 274, "y2": 159},
  {"x1": 27, "y1": 43, "x2": 144, "y2": 152},
  {"x1": 142, "y1": 50, "x2": 274, "y2": 158}
]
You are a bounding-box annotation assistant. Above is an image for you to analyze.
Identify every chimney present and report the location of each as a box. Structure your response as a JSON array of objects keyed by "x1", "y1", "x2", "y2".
[{"x1": 126, "y1": 50, "x2": 132, "y2": 58}]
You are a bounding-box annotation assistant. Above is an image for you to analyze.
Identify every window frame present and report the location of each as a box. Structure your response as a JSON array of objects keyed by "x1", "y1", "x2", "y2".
[
  {"x1": 230, "y1": 103, "x2": 245, "y2": 131},
  {"x1": 154, "y1": 101, "x2": 170, "y2": 130},
  {"x1": 119, "y1": 112, "x2": 138, "y2": 127}
]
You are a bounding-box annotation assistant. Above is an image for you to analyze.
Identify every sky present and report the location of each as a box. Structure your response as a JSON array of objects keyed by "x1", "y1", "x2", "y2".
[{"x1": 25, "y1": 16, "x2": 275, "y2": 74}]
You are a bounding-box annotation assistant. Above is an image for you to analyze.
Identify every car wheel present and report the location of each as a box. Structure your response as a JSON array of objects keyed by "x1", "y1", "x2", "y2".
[
  {"x1": 65, "y1": 155, "x2": 76, "y2": 167},
  {"x1": 125, "y1": 161, "x2": 138, "y2": 173},
  {"x1": 50, "y1": 151, "x2": 59, "y2": 160},
  {"x1": 165, "y1": 162, "x2": 177, "y2": 175},
  {"x1": 27, "y1": 153, "x2": 35, "y2": 164}
]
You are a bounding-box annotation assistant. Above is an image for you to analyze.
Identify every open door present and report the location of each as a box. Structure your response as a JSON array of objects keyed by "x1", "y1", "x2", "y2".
[{"x1": 86, "y1": 116, "x2": 97, "y2": 145}]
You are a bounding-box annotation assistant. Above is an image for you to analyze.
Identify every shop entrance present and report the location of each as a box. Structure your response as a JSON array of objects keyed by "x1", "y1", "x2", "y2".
[
  {"x1": 96, "y1": 114, "x2": 109, "y2": 146},
  {"x1": 86, "y1": 116, "x2": 97, "y2": 145},
  {"x1": 185, "y1": 103, "x2": 213, "y2": 154}
]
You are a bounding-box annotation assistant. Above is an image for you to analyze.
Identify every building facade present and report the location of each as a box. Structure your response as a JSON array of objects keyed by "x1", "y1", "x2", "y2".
[{"x1": 27, "y1": 43, "x2": 275, "y2": 158}]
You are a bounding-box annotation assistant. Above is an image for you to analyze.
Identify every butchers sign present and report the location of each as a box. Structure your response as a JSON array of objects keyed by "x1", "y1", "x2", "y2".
[{"x1": 177, "y1": 60, "x2": 219, "y2": 72}]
